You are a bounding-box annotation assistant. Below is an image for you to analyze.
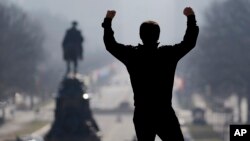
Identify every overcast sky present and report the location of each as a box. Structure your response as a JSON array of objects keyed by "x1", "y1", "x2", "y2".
[{"x1": 10, "y1": 0, "x2": 215, "y2": 48}]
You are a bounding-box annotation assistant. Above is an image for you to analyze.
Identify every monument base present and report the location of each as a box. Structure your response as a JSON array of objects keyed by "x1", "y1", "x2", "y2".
[{"x1": 44, "y1": 74, "x2": 100, "y2": 141}]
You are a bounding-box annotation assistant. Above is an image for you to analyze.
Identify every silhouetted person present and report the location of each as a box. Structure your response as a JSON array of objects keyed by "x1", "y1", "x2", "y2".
[
  {"x1": 62, "y1": 21, "x2": 84, "y2": 74},
  {"x1": 102, "y1": 7, "x2": 199, "y2": 141}
]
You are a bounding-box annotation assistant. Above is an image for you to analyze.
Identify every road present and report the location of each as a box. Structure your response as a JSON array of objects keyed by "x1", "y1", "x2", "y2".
[{"x1": 91, "y1": 67, "x2": 135, "y2": 141}]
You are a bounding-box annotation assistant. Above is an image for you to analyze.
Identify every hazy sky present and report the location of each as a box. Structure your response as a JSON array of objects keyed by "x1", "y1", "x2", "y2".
[{"x1": 10, "y1": 0, "x2": 215, "y2": 48}]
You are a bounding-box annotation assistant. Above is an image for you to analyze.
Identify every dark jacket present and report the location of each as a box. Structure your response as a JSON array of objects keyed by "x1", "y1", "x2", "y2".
[{"x1": 102, "y1": 15, "x2": 199, "y2": 111}]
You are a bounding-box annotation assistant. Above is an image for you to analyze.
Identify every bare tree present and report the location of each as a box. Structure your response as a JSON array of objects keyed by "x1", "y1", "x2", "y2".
[
  {"x1": 179, "y1": 0, "x2": 250, "y2": 122},
  {"x1": 0, "y1": 2, "x2": 45, "y2": 101}
]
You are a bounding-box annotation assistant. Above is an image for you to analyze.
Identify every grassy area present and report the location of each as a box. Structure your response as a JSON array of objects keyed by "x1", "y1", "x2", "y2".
[
  {"x1": 187, "y1": 124, "x2": 223, "y2": 141},
  {"x1": 33, "y1": 99, "x2": 53, "y2": 110},
  {"x1": 2, "y1": 120, "x2": 49, "y2": 141},
  {"x1": 14, "y1": 120, "x2": 48, "y2": 136}
]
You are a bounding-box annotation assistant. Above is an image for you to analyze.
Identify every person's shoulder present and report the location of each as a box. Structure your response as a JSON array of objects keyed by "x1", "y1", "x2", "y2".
[
  {"x1": 158, "y1": 45, "x2": 174, "y2": 50},
  {"x1": 132, "y1": 44, "x2": 145, "y2": 51},
  {"x1": 125, "y1": 44, "x2": 137, "y2": 49}
]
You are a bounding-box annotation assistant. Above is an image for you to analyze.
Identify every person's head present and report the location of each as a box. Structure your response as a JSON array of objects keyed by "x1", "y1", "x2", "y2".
[
  {"x1": 140, "y1": 21, "x2": 160, "y2": 45},
  {"x1": 72, "y1": 21, "x2": 78, "y2": 28}
]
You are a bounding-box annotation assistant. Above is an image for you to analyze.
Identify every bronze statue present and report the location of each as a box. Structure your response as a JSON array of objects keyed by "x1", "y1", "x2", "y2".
[{"x1": 62, "y1": 21, "x2": 84, "y2": 74}]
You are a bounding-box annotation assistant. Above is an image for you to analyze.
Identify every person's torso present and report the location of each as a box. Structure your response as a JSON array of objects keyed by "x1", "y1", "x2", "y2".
[{"x1": 125, "y1": 45, "x2": 179, "y2": 108}]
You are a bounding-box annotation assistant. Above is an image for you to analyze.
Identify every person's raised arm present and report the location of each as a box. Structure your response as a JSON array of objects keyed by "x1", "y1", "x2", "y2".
[
  {"x1": 102, "y1": 10, "x2": 117, "y2": 51},
  {"x1": 102, "y1": 10, "x2": 133, "y2": 64},
  {"x1": 173, "y1": 7, "x2": 199, "y2": 59}
]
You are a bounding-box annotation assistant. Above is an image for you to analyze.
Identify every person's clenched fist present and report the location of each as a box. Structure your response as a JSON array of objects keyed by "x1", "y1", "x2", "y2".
[
  {"x1": 183, "y1": 7, "x2": 195, "y2": 16},
  {"x1": 105, "y1": 10, "x2": 116, "y2": 19}
]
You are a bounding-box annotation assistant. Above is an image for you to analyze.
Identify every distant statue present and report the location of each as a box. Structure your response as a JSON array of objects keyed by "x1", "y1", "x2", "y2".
[{"x1": 62, "y1": 21, "x2": 84, "y2": 74}]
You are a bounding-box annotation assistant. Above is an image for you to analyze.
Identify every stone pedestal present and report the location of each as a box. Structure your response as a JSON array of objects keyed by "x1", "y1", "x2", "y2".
[{"x1": 44, "y1": 75, "x2": 100, "y2": 141}]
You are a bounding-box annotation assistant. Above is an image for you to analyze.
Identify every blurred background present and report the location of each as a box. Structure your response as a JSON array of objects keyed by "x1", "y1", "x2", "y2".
[{"x1": 0, "y1": 0, "x2": 249, "y2": 141}]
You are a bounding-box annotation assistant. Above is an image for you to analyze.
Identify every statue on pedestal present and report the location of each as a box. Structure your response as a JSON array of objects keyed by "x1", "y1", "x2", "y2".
[{"x1": 62, "y1": 21, "x2": 84, "y2": 74}]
